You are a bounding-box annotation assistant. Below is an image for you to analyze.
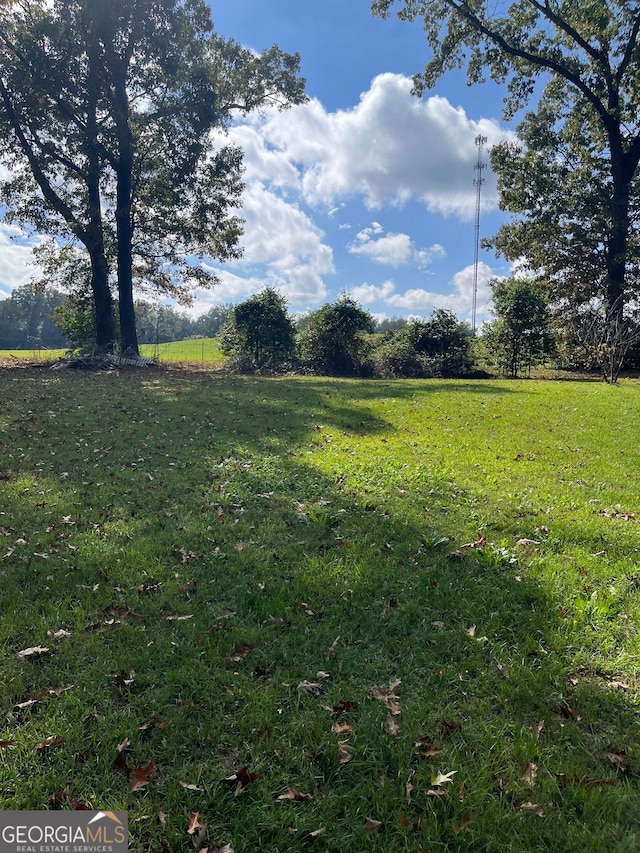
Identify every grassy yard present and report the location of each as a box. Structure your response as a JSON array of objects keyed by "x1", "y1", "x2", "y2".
[
  {"x1": 0, "y1": 369, "x2": 638, "y2": 852},
  {"x1": 0, "y1": 338, "x2": 225, "y2": 365}
]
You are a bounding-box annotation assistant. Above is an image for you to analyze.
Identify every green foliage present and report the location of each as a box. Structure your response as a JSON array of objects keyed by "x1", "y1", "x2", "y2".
[
  {"x1": 373, "y1": 0, "x2": 640, "y2": 380},
  {"x1": 299, "y1": 295, "x2": 375, "y2": 376},
  {"x1": 373, "y1": 309, "x2": 475, "y2": 377},
  {"x1": 0, "y1": 0, "x2": 307, "y2": 353},
  {"x1": 0, "y1": 283, "x2": 68, "y2": 349},
  {"x1": 220, "y1": 288, "x2": 296, "y2": 369},
  {"x1": 483, "y1": 278, "x2": 556, "y2": 377}
]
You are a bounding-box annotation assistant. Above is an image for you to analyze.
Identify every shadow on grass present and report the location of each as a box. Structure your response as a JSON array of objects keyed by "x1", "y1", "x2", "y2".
[{"x1": 0, "y1": 369, "x2": 637, "y2": 852}]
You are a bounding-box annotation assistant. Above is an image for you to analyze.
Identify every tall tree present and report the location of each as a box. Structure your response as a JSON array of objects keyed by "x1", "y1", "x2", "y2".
[
  {"x1": 0, "y1": 0, "x2": 117, "y2": 347},
  {"x1": 483, "y1": 277, "x2": 556, "y2": 377},
  {"x1": 0, "y1": 0, "x2": 306, "y2": 353},
  {"x1": 372, "y1": 1, "x2": 640, "y2": 348}
]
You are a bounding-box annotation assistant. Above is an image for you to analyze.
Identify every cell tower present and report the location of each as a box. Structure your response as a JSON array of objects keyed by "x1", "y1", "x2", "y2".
[{"x1": 472, "y1": 134, "x2": 487, "y2": 332}]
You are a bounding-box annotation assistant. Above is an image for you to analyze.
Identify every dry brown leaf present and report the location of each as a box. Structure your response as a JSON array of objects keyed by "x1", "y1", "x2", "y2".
[
  {"x1": 522, "y1": 762, "x2": 538, "y2": 786},
  {"x1": 466, "y1": 624, "x2": 476, "y2": 638},
  {"x1": 277, "y1": 787, "x2": 313, "y2": 801},
  {"x1": 298, "y1": 681, "x2": 323, "y2": 696},
  {"x1": 325, "y1": 636, "x2": 340, "y2": 658},
  {"x1": 431, "y1": 620, "x2": 446, "y2": 630},
  {"x1": 35, "y1": 736, "x2": 65, "y2": 749},
  {"x1": 386, "y1": 714, "x2": 400, "y2": 736},
  {"x1": 16, "y1": 646, "x2": 50, "y2": 661},
  {"x1": 180, "y1": 781, "x2": 204, "y2": 791},
  {"x1": 363, "y1": 817, "x2": 382, "y2": 835},
  {"x1": 426, "y1": 787, "x2": 447, "y2": 797},
  {"x1": 338, "y1": 742, "x2": 354, "y2": 764},
  {"x1": 229, "y1": 642, "x2": 259, "y2": 662},
  {"x1": 603, "y1": 750, "x2": 626, "y2": 769},
  {"x1": 130, "y1": 761, "x2": 155, "y2": 792},
  {"x1": 308, "y1": 828, "x2": 325, "y2": 838},
  {"x1": 453, "y1": 813, "x2": 472, "y2": 833},
  {"x1": 519, "y1": 801, "x2": 544, "y2": 816},
  {"x1": 187, "y1": 812, "x2": 205, "y2": 835},
  {"x1": 47, "y1": 629, "x2": 71, "y2": 642},
  {"x1": 166, "y1": 614, "x2": 193, "y2": 621},
  {"x1": 517, "y1": 538, "x2": 540, "y2": 546},
  {"x1": 405, "y1": 771, "x2": 415, "y2": 803},
  {"x1": 534, "y1": 720, "x2": 544, "y2": 741},
  {"x1": 332, "y1": 722, "x2": 354, "y2": 734}
]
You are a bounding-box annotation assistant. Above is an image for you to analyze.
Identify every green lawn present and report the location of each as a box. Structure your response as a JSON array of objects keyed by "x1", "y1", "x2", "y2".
[
  {"x1": 0, "y1": 338, "x2": 225, "y2": 365},
  {"x1": 0, "y1": 370, "x2": 638, "y2": 852}
]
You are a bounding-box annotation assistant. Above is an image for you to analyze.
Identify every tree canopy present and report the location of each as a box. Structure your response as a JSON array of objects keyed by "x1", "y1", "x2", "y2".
[
  {"x1": 0, "y1": 0, "x2": 306, "y2": 353},
  {"x1": 372, "y1": 1, "x2": 640, "y2": 377}
]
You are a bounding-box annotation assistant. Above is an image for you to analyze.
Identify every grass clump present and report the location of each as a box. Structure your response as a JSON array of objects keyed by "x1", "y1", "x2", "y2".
[{"x1": 0, "y1": 370, "x2": 639, "y2": 852}]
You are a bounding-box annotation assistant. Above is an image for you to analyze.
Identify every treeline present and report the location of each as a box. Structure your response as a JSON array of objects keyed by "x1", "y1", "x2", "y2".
[{"x1": 0, "y1": 286, "x2": 232, "y2": 349}]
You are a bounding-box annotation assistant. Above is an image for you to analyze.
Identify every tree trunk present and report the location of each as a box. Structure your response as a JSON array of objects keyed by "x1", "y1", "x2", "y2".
[{"x1": 111, "y1": 72, "x2": 139, "y2": 354}]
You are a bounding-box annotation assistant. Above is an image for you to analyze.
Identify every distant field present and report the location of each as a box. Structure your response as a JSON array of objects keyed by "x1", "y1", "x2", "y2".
[{"x1": 0, "y1": 338, "x2": 225, "y2": 365}]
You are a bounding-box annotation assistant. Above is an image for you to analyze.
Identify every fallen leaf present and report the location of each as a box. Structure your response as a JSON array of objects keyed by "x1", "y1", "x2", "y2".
[
  {"x1": 225, "y1": 767, "x2": 261, "y2": 794},
  {"x1": 298, "y1": 681, "x2": 323, "y2": 696},
  {"x1": 522, "y1": 762, "x2": 538, "y2": 786},
  {"x1": 308, "y1": 828, "x2": 325, "y2": 838},
  {"x1": 187, "y1": 812, "x2": 205, "y2": 835},
  {"x1": 16, "y1": 646, "x2": 50, "y2": 661},
  {"x1": 330, "y1": 699, "x2": 358, "y2": 714},
  {"x1": 47, "y1": 629, "x2": 71, "y2": 642},
  {"x1": 229, "y1": 642, "x2": 259, "y2": 662},
  {"x1": 277, "y1": 787, "x2": 312, "y2": 801},
  {"x1": 0, "y1": 740, "x2": 17, "y2": 749},
  {"x1": 517, "y1": 538, "x2": 540, "y2": 547},
  {"x1": 405, "y1": 771, "x2": 415, "y2": 803},
  {"x1": 332, "y1": 722, "x2": 354, "y2": 734},
  {"x1": 414, "y1": 738, "x2": 442, "y2": 759},
  {"x1": 431, "y1": 770, "x2": 457, "y2": 787},
  {"x1": 386, "y1": 714, "x2": 400, "y2": 736},
  {"x1": 363, "y1": 817, "x2": 382, "y2": 835},
  {"x1": 325, "y1": 636, "x2": 340, "y2": 658},
  {"x1": 519, "y1": 801, "x2": 544, "y2": 816},
  {"x1": 426, "y1": 787, "x2": 447, "y2": 797},
  {"x1": 431, "y1": 620, "x2": 446, "y2": 630},
  {"x1": 534, "y1": 720, "x2": 544, "y2": 741},
  {"x1": 35, "y1": 736, "x2": 65, "y2": 749},
  {"x1": 338, "y1": 742, "x2": 354, "y2": 764},
  {"x1": 466, "y1": 624, "x2": 476, "y2": 638},
  {"x1": 496, "y1": 663, "x2": 508, "y2": 678},
  {"x1": 180, "y1": 781, "x2": 204, "y2": 791},
  {"x1": 453, "y1": 813, "x2": 472, "y2": 833},
  {"x1": 603, "y1": 750, "x2": 626, "y2": 770},
  {"x1": 130, "y1": 761, "x2": 155, "y2": 792},
  {"x1": 166, "y1": 614, "x2": 193, "y2": 621}
]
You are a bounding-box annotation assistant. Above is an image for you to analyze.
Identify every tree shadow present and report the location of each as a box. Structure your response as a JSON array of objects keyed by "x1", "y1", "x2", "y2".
[{"x1": 0, "y1": 369, "x2": 637, "y2": 852}]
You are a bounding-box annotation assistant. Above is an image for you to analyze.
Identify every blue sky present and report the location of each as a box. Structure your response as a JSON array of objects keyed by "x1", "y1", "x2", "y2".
[{"x1": 0, "y1": 0, "x2": 523, "y2": 324}]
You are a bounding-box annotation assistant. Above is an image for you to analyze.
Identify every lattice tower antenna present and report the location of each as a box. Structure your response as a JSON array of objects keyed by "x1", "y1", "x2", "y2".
[{"x1": 472, "y1": 134, "x2": 487, "y2": 332}]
